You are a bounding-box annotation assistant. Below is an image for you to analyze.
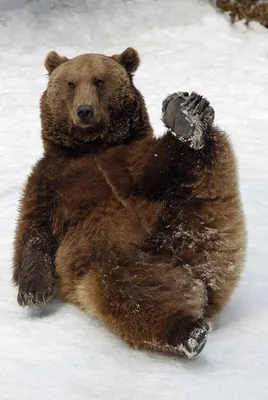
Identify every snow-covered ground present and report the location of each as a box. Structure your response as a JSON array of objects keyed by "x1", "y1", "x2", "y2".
[{"x1": 0, "y1": 0, "x2": 268, "y2": 398}]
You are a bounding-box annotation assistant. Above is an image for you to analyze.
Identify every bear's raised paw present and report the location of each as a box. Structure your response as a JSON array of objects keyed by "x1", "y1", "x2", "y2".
[{"x1": 162, "y1": 92, "x2": 215, "y2": 150}]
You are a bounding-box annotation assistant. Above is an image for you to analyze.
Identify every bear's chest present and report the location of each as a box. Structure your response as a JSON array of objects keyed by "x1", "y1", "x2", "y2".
[{"x1": 54, "y1": 157, "x2": 113, "y2": 227}]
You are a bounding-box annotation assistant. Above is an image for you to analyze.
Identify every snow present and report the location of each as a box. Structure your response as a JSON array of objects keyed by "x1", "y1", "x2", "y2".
[{"x1": 1, "y1": 0, "x2": 268, "y2": 398}]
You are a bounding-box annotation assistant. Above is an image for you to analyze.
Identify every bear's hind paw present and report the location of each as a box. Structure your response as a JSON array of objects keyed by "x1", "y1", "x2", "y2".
[{"x1": 176, "y1": 321, "x2": 209, "y2": 358}]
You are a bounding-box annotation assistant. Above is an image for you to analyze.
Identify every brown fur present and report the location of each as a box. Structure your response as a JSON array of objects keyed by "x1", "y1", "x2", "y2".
[
  {"x1": 217, "y1": 0, "x2": 268, "y2": 28},
  {"x1": 13, "y1": 48, "x2": 246, "y2": 355}
]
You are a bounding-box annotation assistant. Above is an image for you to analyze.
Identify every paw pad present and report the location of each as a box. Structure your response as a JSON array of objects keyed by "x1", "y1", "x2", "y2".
[{"x1": 162, "y1": 92, "x2": 215, "y2": 150}]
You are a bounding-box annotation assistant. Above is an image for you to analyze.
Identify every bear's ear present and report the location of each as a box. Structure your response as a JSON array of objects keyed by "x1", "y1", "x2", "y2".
[
  {"x1": 45, "y1": 51, "x2": 69, "y2": 74},
  {"x1": 112, "y1": 47, "x2": 140, "y2": 74}
]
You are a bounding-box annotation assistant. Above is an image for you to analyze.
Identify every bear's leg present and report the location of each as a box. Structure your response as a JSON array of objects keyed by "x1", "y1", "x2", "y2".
[
  {"x1": 13, "y1": 226, "x2": 56, "y2": 307},
  {"x1": 73, "y1": 259, "x2": 209, "y2": 358},
  {"x1": 147, "y1": 92, "x2": 245, "y2": 330}
]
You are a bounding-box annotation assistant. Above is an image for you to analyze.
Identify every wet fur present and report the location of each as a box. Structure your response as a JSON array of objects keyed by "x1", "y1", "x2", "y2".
[{"x1": 13, "y1": 48, "x2": 246, "y2": 355}]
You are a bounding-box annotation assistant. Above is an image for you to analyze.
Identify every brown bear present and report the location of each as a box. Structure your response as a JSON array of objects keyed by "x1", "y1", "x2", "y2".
[{"x1": 13, "y1": 48, "x2": 246, "y2": 358}]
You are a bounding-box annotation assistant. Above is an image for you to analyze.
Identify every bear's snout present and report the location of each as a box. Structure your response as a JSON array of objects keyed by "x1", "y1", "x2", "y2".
[{"x1": 76, "y1": 104, "x2": 94, "y2": 124}]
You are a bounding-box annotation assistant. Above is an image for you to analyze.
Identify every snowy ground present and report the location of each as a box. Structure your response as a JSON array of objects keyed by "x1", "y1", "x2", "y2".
[{"x1": 0, "y1": 0, "x2": 268, "y2": 399}]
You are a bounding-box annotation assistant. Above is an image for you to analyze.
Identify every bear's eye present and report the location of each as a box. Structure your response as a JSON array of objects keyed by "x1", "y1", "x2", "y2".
[
  {"x1": 95, "y1": 79, "x2": 104, "y2": 88},
  {"x1": 68, "y1": 81, "x2": 76, "y2": 89}
]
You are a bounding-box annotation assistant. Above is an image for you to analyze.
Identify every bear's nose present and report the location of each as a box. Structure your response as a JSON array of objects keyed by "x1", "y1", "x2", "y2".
[{"x1": 76, "y1": 104, "x2": 94, "y2": 123}]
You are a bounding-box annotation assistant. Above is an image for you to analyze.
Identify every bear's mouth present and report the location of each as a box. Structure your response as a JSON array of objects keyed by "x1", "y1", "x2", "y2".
[
  {"x1": 75, "y1": 122, "x2": 92, "y2": 129},
  {"x1": 72, "y1": 120, "x2": 107, "y2": 140},
  {"x1": 72, "y1": 118, "x2": 100, "y2": 130}
]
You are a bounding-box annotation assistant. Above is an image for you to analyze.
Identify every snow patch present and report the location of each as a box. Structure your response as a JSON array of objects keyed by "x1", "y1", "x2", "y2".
[{"x1": 1, "y1": 0, "x2": 268, "y2": 399}]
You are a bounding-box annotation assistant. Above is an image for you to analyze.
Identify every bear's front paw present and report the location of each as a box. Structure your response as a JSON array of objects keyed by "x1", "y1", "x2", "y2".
[
  {"x1": 162, "y1": 92, "x2": 215, "y2": 150},
  {"x1": 17, "y1": 275, "x2": 54, "y2": 307},
  {"x1": 17, "y1": 262, "x2": 55, "y2": 307}
]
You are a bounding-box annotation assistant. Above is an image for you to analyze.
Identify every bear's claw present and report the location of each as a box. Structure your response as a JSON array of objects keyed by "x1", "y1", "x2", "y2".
[
  {"x1": 17, "y1": 277, "x2": 54, "y2": 307},
  {"x1": 18, "y1": 288, "x2": 54, "y2": 308}
]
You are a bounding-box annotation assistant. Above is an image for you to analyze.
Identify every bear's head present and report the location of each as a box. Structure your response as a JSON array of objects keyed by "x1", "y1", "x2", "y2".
[{"x1": 41, "y1": 48, "x2": 151, "y2": 150}]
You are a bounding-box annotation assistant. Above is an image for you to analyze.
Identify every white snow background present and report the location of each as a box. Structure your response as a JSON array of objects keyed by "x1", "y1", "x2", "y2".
[{"x1": 0, "y1": 0, "x2": 268, "y2": 399}]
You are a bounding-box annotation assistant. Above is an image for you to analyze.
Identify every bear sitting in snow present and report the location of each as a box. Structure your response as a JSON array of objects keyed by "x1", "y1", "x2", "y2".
[{"x1": 13, "y1": 48, "x2": 246, "y2": 358}]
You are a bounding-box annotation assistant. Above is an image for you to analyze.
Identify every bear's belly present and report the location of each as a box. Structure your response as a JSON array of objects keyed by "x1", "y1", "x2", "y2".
[{"x1": 55, "y1": 195, "x2": 162, "y2": 278}]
